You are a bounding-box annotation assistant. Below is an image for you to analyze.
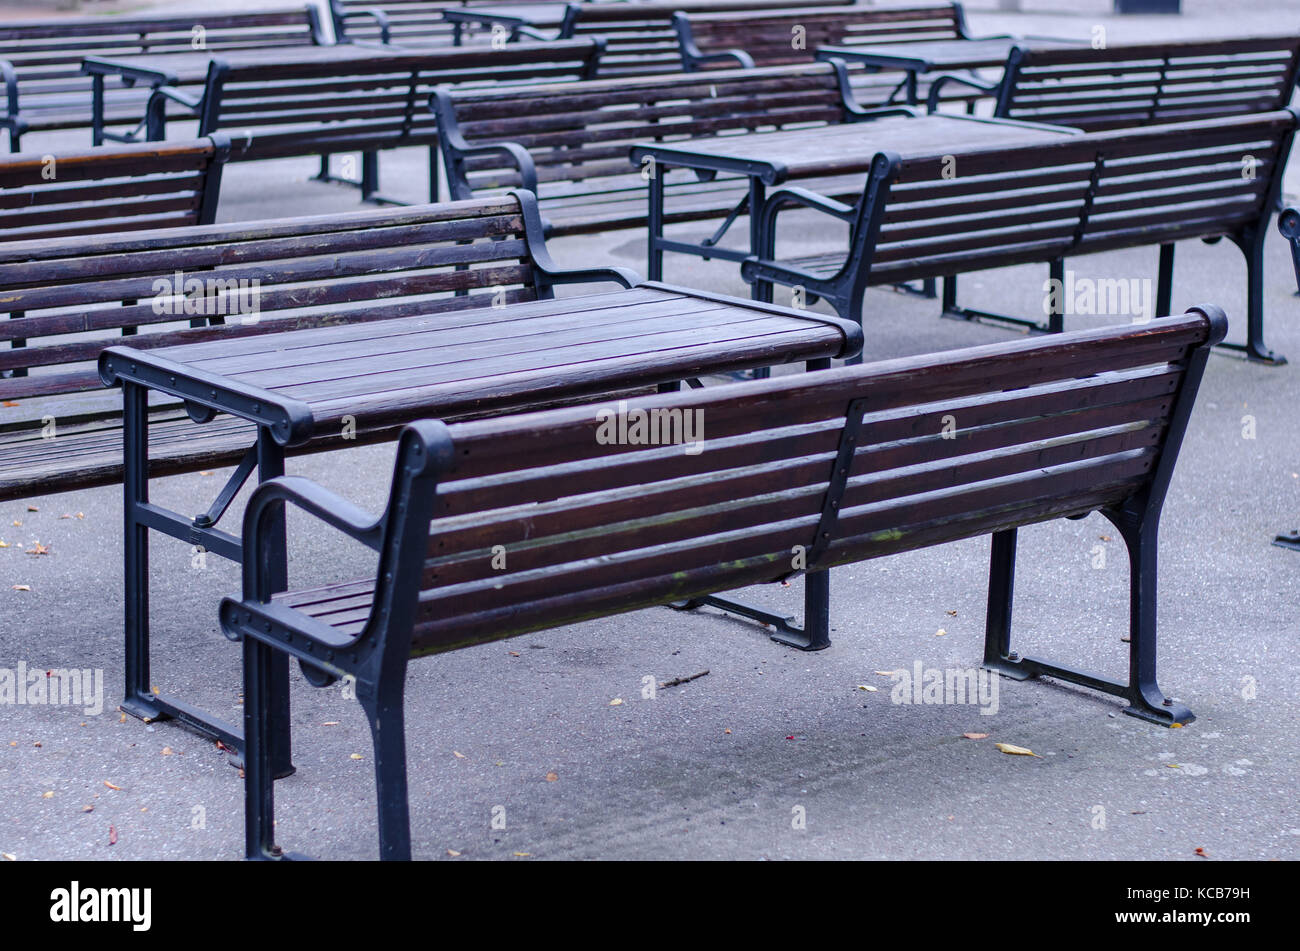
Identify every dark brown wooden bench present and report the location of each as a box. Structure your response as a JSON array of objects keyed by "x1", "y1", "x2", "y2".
[
  {"x1": 0, "y1": 191, "x2": 630, "y2": 504},
  {"x1": 330, "y1": 0, "x2": 574, "y2": 46},
  {"x1": 740, "y1": 109, "x2": 1299, "y2": 364},
  {"x1": 925, "y1": 36, "x2": 1300, "y2": 129},
  {"x1": 432, "y1": 61, "x2": 892, "y2": 238},
  {"x1": 673, "y1": 2, "x2": 999, "y2": 107},
  {"x1": 135, "y1": 40, "x2": 602, "y2": 204},
  {"x1": 0, "y1": 136, "x2": 228, "y2": 247},
  {"x1": 480, "y1": 0, "x2": 854, "y2": 77},
  {"x1": 676, "y1": 2, "x2": 979, "y2": 67},
  {"x1": 0, "y1": 8, "x2": 326, "y2": 151},
  {"x1": 0, "y1": 136, "x2": 229, "y2": 381},
  {"x1": 220, "y1": 304, "x2": 1226, "y2": 859}
]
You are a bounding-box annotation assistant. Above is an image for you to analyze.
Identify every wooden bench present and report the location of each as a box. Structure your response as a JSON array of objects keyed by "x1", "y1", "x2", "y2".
[
  {"x1": 219, "y1": 305, "x2": 1226, "y2": 859},
  {"x1": 924, "y1": 36, "x2": 1300, "y2": 130},
  {"x1": 500, "y1": 0, "x2": 854, "y2": 77},
  {"x1": 673, "y1": 2, "x2": 997, "y2": 107},
  {"x1": 432, "y1": 61, "x2": 890, "y2": 238},
  {"x1": 330, "y1": 0, "x2": 574, "y2": 47},
  {"x1": 0, "y1": 191, "x2": 634, "y2": 504},
  {"x1": 138, "y1": 40, "x2": 602, "y2": 204},
  {"x1": 0, "y1": 136, "x2": 228, "y2": 247},
  {"x1": 740, "y1": 109, "x2": 1299, "y2": 364},
  {"x1": 0, "y1": 8, "x2": 326, "y2": 151},
  {"x1": 676, "y1": 2, "x2": 980, "y2": 67}
]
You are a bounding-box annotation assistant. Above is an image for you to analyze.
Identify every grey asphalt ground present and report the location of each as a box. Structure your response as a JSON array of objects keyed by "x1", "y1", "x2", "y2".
[{"x1": 1, "y1": 1, "x2": 1299, "y2": 862}]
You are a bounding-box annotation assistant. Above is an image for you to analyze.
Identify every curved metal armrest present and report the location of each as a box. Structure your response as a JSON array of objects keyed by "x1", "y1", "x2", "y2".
[
  {"x1": 690, "y1": 49, "x2": 755, "y2": 70},
  {"x1": 509, "y1": 188, "x2": 640, "y2": 289},
  {"x1": 240, "y1": 475, "x2": 384, "y2": 601},
  {"x1": 343, "y1": 8, "x2": 392, "y2": 44},
  {"x1": 431, "y1": 89, "x2": 539, "y2": 194},
  {"x1": 1280, "y1": 207, "x2": 1300, "y2": 293},
  {"x1": 148, "y1": 84, "x2": 203, "y2": 113},
  {"x1": 764, "y1": 185, "x2": 857, "y2": 225},
  {"x1": 740, "y1": 255, "x2": 828, "y2": 290},
  {"x1": 925, "y1": 72, "x2": 1000, "y2": 113},
  {"x1": 514, "y1": 25, "x2": 558, "y2": 41}
]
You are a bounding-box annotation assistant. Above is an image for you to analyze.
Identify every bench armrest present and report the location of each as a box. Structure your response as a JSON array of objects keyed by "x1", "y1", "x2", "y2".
[
  {"x1": 431, "y1": 89, "x2": 539, "y2": 196},
  {"x1": 144, "y1": 83, "x2": 204, "y2": 140},
  {"x1": 514, "y1": 24, "x2": 557, "y2": 41},
  {"x1": 739, "y1": 186, "x2": 860, "y2": 290},
  {"x1": 1280, "y1": 207, "x2": 1300, "y2": 294},
  {"x1": 341, "y1": 8, "x2": 392, "y2": 44},
  {"x1": 673, "y1": 13, "x2": 754, "y2": 72},
  {"x1": 238, "y1": 475, "x2": 384, "y2": 605},
  {"x1": 925, "y1": 72, "x2": 1000, "y2": 113},
  {"x1": 510, "y1": 187, "x2": 641, "y2": 290}
]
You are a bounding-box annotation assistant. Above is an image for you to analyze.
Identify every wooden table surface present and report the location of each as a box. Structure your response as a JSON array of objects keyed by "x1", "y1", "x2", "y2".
[
  {"x1": 631, "y1": 114, "x2": 1079, "y2": 185},
  {"x1": 102, "y1": 283, "x2": 859, "y2": 445},
  {"x1": 818, "y1": 37, "x2": 1083, "y2": 72}
]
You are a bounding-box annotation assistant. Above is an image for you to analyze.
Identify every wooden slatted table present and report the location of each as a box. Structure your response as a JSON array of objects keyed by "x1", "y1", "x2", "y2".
[
  {"x1": 629, "y1": 113, "x2": 1079, "y2": 288},
  {"x1": 98, "y1": 282, "x2": 860, "y2": 760}
]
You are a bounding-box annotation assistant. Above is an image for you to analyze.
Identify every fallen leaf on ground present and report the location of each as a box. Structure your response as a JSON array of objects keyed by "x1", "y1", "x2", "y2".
[
  {"x1": 946, "y1": 610, "x2": 958, "y2": 616},
  {"x1": 995, "y1": 743, "x2": 1039, "y2": 757},
  {"x1": 24, "y1": 543, "x2": 48, "y2": 556},
  {"x1": 103, "y1": 781, "x2": 121, "y2": 790},
  {"x1": 108, "y1": 825, "x2": 117, "y2": 846},
  {"x1": 11, "y1": 585, "x2": 30, "y2": 592},
  {"x1": 26, "y1": 506, "x2": 37, "y2": 513},
  {"x1": 855, "y1": 684, "x2": 878, "y2": 692},
  {"x1": 609, "y1": 698, "x2": 623, "y2": 706},
  {"x1": 453, "y1": 751, "x2": 466, "y2": 759},
  {"x1": 1194, "y1": 847, "x2": 1208, "y2": 858},
  {"x1": 508, "y1": 651, "x2": 520, "y2": 657},
  {"x1": 161, "y1": 747, "x2": 173, "y2": 756},
  {"x1": 2, "y1": 400, "x2": 19, "y2": 407},
  {"x1": 874, "y1": 670, "x2": 897, "y2": 677},
  {"x1": 545, "y1": 771, "x2": 558, "y2": 782},
  {"x1": 446, "y1": 849, "x2": 461, "y2": 857},
  {"x1": 41, "y1": 791, "x2": 53, "y2": 799},
  {"x1": 724, "y1": 728, "x2": 731, "y2": 734},
  {"x1": 1, "y1": 853, "x2": 14, "y2": 861},
  {"x1": 513, "y1": 852, "x2": 531, "y2": 857},
  {"x1": 935, "y1": 628, "x2": 947, "y2": 636},
  {"x1": 0, "y1": 540, "x2": 8, "y2": 547},
  {"x1": 82, "y1": 805, "x2": 93, "y2": 813},
  {"x1": 350, "y1": 753, "x2": 363, "y2": 760},
  {"x1": 322, "y1": 721, "x2": 339, "y2": 727},
  {"x1": 963, "y1": 732, "x2": 989, "y2": 740}
]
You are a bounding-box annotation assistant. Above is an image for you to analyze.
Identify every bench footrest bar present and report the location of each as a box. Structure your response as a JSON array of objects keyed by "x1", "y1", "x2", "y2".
[
  {"x1": 984, "y1": 652, "x2": 1194, "y2": 726},
  {"x1": 669, "y1": 593, "x2": 830, "y2": 651},
  {"x1": 942, "y1": 303, "x2": 1052, "y2": 334},
  {"x1": 1271, "y1": 530, "x2": 1300, "y2": 550},
  {"x1": 120, "y1": 689, "x2": 299, "y2": 776}
]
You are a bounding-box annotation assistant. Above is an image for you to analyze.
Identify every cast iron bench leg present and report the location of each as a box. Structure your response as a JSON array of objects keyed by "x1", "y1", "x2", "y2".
[
  {"x1": 360, "y1": 685, "x2": 413, "y2": 861},
  {"x1": 120, "y1": 383, "x2": 294, "y2": 776},
  {"x1": 981, "y1": 521, "x2": 1194, "y2": 727}
]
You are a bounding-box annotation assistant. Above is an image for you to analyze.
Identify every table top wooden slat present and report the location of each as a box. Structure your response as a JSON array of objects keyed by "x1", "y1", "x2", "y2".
[
  {"x1": 631, "y1": 114, "x2": 1078, "y2": 184},
  {"x1": 114, "y1": 284, "x2": 853, "y2": 437}
]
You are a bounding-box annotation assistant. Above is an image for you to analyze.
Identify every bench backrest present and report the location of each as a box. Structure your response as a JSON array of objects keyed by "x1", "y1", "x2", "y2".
[
  {"x1": 0, "y1": 9, "x2": 324, "y2": 103},
  {"x1": 556, "y1": 0, "x2": 853, "y2": 76},
  {"x1": 839, "y1": 109, "x2": 1297, "y2": 288},
  {"x1": 0, "y1": 193, "x2": 555, "y2": 403},
  {"x1": 0, "y1": 136, "x2": 228, "y2": 245},
  {"x1": 196, "y1": 40, "x2": 602, "y2": 160},
  {"x1": 996, "y1": 37, "x2": 1300, "y2": 131},
  {"x1": 433, "y1": 63, "x2": 852, "y2": 194},
  {"x1": 331, "y1": 0, "x2": 573, "y2": 46},
  {"x1": 676, "y1": 3, "x2": 968, "y2": 68},
  {"x1": 352, "y1": 307, "x2": 1224, "y2": 654}
]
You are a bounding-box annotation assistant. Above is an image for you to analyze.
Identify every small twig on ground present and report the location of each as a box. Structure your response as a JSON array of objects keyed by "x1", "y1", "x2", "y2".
[{"x1": 659, "y1": 670, "x2": 709, "y2": 689}]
